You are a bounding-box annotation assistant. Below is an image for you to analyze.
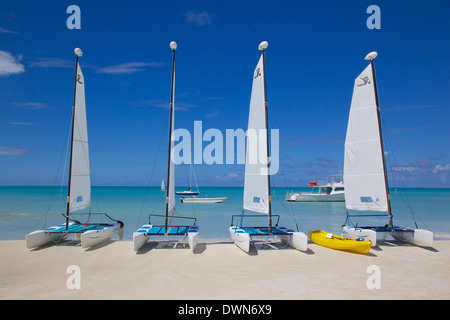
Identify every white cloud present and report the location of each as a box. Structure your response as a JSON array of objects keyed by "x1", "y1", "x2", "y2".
[
  {"x1": 97, "y1": 62, "x2": 164, "y2": 74},
  {"x1": 185, "y1": 11, "x2": 214, "y2": 26},
  {"x1": 0, "y1": 27, "x2": 18, "y2": 34},
  {"x1": 11, "y1": 102, "x2": 47, "y2": 109},
  {"x1": 0, "y1": 50, "x2": 25, "y2": 76},
  {"x1": 432, "y1": 164, "x2": 450, "y2": 174},
  {"x1": 0, "y1": 146, "x2": 28, "y2": 156},
  {"x1": 30, "y1": 57, "x2": 72, "y2": 68},
  {"x1": 10, "y1": 122, "x2": 34, "y2": 126}
]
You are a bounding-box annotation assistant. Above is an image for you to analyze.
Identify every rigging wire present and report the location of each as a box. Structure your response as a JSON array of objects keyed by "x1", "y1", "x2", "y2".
[
  {"x1": 135, "y1": 117, "x2": 167, "y2": 229},
  {"x1": 380, "y1": 111, "x2": 429, "y2": 229}
]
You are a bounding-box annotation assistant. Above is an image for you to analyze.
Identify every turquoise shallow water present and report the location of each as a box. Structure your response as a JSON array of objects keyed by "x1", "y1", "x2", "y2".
[{"x1": 0, "y1": 186, "x2": 449, "y2": 241}]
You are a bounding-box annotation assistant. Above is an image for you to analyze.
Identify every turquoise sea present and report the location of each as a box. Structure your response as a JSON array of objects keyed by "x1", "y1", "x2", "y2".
[{"x1": 0, "y1": 186, "x2": 449, "y2": 241}]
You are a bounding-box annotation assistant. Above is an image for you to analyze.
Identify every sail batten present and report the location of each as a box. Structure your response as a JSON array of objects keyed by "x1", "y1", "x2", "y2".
[
  {"x1": 69, "y1": 62, "x2": 91, "y2": 213},
  {"x1": 344, "y1": 63, "x2": 388, "y2": 213}
]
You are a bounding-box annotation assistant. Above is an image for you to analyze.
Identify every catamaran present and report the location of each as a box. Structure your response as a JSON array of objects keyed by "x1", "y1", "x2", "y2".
[
  {"x1": 341, "y1": 51, "x2": 433, "y2": 247},
  {"x1": 26, "y1": 48, "x2": 124, "y2": 249},
  {"x1": 133, "y1": 42, "x2": 199, "y2": 252},
  {"x1": 229, "y1": 41, "x2": 308, "y2": 253}
]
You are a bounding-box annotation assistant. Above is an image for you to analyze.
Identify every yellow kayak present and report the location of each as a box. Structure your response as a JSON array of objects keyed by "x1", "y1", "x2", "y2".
[{"x1": 308, "y1": 230, "x2": 372, "y2": 254}]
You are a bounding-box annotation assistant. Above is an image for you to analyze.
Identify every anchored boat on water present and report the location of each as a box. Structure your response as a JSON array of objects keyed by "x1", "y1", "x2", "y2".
[
  {"x1": 26, "y1": 48, "x2": 124, "y2": 249},
  {"x1": 341, "y1": 51, "x2": 433, "y2": 247},
  {"x1": 286, "y1": 177, "x2": 345, "y2": 202},
  {"x1": 229, "y1": 41, "x2": 308, "y2": 253},
  {"x1": 180, "y1": 196, "x2": 227, "y2": 204}
]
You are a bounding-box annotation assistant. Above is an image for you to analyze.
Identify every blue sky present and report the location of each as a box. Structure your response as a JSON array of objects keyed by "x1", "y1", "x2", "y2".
[{"x1": 1, "y1": 0, "x2": 449, "y2": 187}]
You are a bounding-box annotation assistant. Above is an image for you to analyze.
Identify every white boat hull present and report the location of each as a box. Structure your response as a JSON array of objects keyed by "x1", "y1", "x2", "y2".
[
  {"x1": 26, "y1": 226, "x2": 68, "y2": 249},
  {"x1": 80, "y1": 223, "x2": 122, "y2": 248},
  {"x1": 181, "y1": 197, "x2": 227, "y2": 203},
  {"x1": 341, "y1": 226, "x2": 377, "y2": 245},
  {"x1": 188, "y1": 225, "x2": 200, "y2": 252},
  {"x1": 392, "y1": 228, "x2": 433, "y2": 247},
  {"x1": 133, "y1": 225, "x2": 151, "y2": 251},
  {"x1": 287, "y1": 192, "x2": 345, "y2": 202},
  {"x1": 342, "y1": 226, "x2": 433, "y2": 247},
  {"x1": 229, "y1": 226, "x2": 250, "y2": 253},
  {"x1": 278, "y1": 228, "x2": 308, "y2": 251}
]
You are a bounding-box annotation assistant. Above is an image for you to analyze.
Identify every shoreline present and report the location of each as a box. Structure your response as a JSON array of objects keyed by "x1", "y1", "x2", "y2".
[{"x1": 0, "y1": 239, "x2": 449, "y2": 300}]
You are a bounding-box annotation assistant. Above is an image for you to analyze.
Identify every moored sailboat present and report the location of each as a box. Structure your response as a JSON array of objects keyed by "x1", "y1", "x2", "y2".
[
  {"x1": 341, "y1": 52, "x2": 433, "y2": 247},
  {"x1": 229, "y1": 41, "x2": 308, "y2": 253},
  {"x1": 26, "y1": 48, "x2": 124, "y2": 249},
  {"x1": 133, "y1": 41, "x2": 199, "y2": 252}
]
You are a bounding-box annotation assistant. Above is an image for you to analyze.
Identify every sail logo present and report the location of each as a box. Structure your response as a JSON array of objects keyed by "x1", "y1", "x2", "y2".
[
  {"x1": 76, "y1": 196, "x2": 83, "y2": 203},
  {"x1": 357, "y1": 76, "x2": 371, "y2": 86},
  {"x1": 254, "y1": 68, "x2": 261, "y2": 79},
  {"x1": 77, "y1": 74, "x2": 83, "y2": 84}
]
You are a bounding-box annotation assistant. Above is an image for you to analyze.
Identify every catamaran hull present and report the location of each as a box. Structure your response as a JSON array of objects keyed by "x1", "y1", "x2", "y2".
[
  {"x1": 277, "y1": 228, "x2": 308, "y2": 251},
  {"x1": 133, "y1": 225, "x2": 151, "y2": 251},
  {"x1": 342, "y1": 226, "x2": 433, "y2": 247},
  {"x1": 392, "y1": 229, "x2": 433, "y2": 247},
  {"x1": 26, "y1": 228, "x2": 67, "y2": 249},
  {"x1": 341, "y1": 226, "x2": 378, "y2": 245},
  {"x1": 80, "y1": 223, "x2": 122, "y2": 248},
  {"x1": 285, "y1": 232, "x2": 308, "y2": 251},
  {"x1": 188, "y1": 225, "x2": 199, "y2": 252},
  {"x1": 229, "y1": 227, "x2": 250, "y2": 253}
]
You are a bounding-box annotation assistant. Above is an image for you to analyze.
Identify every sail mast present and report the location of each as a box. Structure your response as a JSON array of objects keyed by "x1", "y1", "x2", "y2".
[
  {"x1": 165, "y1": 41, "x2": 177, "y2": 229},
  {"x1": 367, "y1": 52, "x2": 393, "y2": 229},
  {"x1": 259, "y1": 41, "x2": 272, "y2": 232},
  {"x1": 66, "y1": 48, "x2": 82, "y2": 230}
]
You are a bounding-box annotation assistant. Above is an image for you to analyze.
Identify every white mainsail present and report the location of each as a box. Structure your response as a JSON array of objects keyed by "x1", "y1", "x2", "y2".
[
  {"x1": 243, "y1": 55, "x2": 269, "y2": 214},
  {"x1": 69, "y1": 62, "x2": 91, "y2": 213},
  {"x1": 344, "y1": 63, "x2": 388, "y2": 212}
]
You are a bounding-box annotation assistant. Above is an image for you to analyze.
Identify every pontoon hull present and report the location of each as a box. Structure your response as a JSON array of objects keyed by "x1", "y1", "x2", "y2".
[
  {"x1": 133, "y1": 225, "x2": 151, "y2": 251},
  {"x1": 342, "y1": 226, "x2": 433, "y2": 247},
  {"x1": 26, "y1": 228, "x2": 67, "y2": 249},
  {"x1": 277, "y1": 227, "x2": 308, "y2": 251},
  {"x1": 188, "y1": 225, "x2": 200, "y2": 252},
  {"x1": 80, "y1": 223, "x2": 122, "y2": 248},
  {"x1": 229, "y1": 226, "x2": 250, "y2": 253},
  {"x1": 392, "y1": 228, "x2": 433, "y2": 247},
  {"x1": 341, "y1": 226, "x2": 377, "y2": 245}
]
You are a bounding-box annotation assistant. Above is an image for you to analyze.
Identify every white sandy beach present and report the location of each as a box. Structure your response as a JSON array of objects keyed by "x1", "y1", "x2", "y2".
[{"x1": 0, "y1": 239, "x2": 448, "y2": 300}]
